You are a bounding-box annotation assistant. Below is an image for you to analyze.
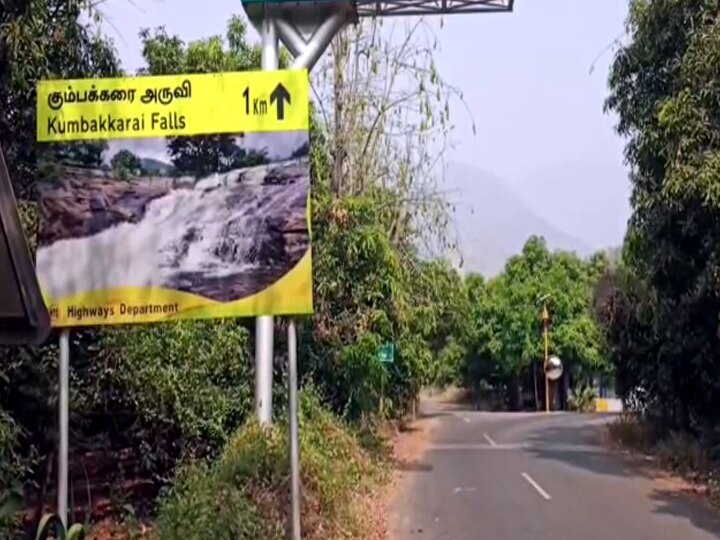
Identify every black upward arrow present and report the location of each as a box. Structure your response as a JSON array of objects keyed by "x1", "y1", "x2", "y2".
[{"x1": 270, "y1": 83, "x2": 291, "y2": 121}]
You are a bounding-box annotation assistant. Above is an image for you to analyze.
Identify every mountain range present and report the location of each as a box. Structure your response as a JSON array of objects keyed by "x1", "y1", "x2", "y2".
[{"x1": 440, "y1": 162, "x2": 627, "y2": 277}]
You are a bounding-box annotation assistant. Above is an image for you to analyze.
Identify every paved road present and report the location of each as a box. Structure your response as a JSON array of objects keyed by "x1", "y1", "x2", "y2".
[{"x1": 390, "y1": 402, "x2": 720, "y2": 540}]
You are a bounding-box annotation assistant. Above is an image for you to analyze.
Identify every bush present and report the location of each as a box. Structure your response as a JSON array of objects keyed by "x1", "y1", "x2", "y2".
[
  {"x1": 655, "y1": 431, "x2": 709, "y2": 474},
  {"x1": 0, "y1": 410, "x2": 24, "y2": 538},
  {"x1": 156, "y1": 388, "x2": 385, "y2": 540},
  {"x1": 87, "y1": 319, "x2": 254, "y2": 478},
  {"x1": 606, "y1": 414, "x2": 658, "y2": 451},
  {"x1": 568, "y1": 384, "x2": 598, "y2": 413}
]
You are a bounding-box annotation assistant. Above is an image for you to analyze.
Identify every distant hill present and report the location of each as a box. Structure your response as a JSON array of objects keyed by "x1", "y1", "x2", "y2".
[
  {"x1": 141, "y1": 157, "x2": 175, "y2": 176},
  {"x1": 441, "y1": 162, "x2": 593, "y2": 277}
]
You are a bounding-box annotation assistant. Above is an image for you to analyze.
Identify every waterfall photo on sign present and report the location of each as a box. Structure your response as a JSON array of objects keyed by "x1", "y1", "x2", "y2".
[{"x1": 35, "y1": 72, "x2": 312, "y2": 327}]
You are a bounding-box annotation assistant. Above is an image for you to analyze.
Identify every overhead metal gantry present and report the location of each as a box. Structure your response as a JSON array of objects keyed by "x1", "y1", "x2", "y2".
[
  {"x1": 243, "y1": 0, "x2": 513, "y2": 20},
  {"x1": 355, "y1": 0, "x2": 513, "y2": 18},
  {"x1": 243, "y1": 0, "x2": 514, "y2": 72}
]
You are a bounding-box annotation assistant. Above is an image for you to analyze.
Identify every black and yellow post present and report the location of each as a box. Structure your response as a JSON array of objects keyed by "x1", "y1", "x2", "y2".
[{"x1": 542, "y1": 303, "x2": 550, "y2": 413}]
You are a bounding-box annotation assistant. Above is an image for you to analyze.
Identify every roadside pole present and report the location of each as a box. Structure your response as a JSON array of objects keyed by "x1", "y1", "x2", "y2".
[
  {"x1": 58, "y1": 330, "x2": 70, "y2": 526},
  {"x1": 255, "y1": 18, "x2": 279, "y2": 427},
  {"x1": 543, "y1": 304, "x2": 550, "y2": 413},
  {"x1": 255, "y1": 10, "x2": 346, "y2": 429},
  {"x1": 288, "y1": 320, "x2": 301, "y2": 540}
]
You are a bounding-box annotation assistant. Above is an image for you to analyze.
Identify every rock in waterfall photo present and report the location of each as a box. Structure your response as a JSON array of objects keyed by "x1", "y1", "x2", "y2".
[{"x1": 35, "y1": 131, "x2": 310, "y2": 303}]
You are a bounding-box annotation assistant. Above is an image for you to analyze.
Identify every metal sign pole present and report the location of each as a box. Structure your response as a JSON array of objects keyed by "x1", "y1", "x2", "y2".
[
  {"x1": 58, "y1": 330, "x2": 70, "y2": 526},
  {"x1": 257, "y1": 18, "x2": 301, "y2": 537},
  {"x1": 287, "y1": 319, "x2": 301, "y2": 540},
  {"x1": 255, "y1": 17, "x2": 279, "y2": 427}
]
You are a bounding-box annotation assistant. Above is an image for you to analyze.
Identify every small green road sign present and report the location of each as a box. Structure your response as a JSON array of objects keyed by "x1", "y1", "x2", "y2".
[{"x1": 378, "y1": 343, "x2": 394, "y2": 363}]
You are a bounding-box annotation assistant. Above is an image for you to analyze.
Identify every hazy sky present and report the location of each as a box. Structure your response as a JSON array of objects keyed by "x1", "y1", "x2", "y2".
[{"x1": 97, "y1": 0, "x2": 631, "y2": 249}]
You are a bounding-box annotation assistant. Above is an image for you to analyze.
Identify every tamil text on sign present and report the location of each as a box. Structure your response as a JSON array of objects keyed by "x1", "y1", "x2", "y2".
[
  {"x1": 37, "y1": 71, "x2": 308, "y2": 141},
  {"x1": 35, "y1": 71, "x2": 312, "y2": 327}
]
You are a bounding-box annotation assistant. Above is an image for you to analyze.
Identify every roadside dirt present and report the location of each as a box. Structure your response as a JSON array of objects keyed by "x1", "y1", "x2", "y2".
[
  {"x1": 602, "y1": 427, "x2": 720, "y2": 516},
  {"x1": 382, "y1": 408, "x2": 442, "y2": 540}
]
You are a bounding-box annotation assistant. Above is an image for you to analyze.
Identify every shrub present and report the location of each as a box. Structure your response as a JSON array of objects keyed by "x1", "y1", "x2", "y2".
[
  {"x1": 156, "y1": 388, "x2": 385, "y2": 540},
  {"x1": 87, "y1": 319, "x2": 254, "y2": 478},
  {"x1": 0, "y1": 410, "x2": 25, "y2": 538},
  {"x1": 655, "y1": 431, "x2": 709, "y2": 474},
  {"x1": 568, "y1": 384, "x2": 598, "y2": 412},
  {"x1": 606, "y1": 414, "x2": 658, "y2": 451}
]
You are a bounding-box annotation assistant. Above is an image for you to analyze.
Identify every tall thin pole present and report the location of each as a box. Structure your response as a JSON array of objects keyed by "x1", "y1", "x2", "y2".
[
  {"x1": 288, "y1": 320, "x2": 301, "y2": 540},
  {"x1": 544, "y1": 322, "x2": 549, "y2": 413},
  {"x1": 543, "y1": 303, "x2": 550, "y2": 414},
  {"x1": 58, "y1": 330, "x2": 70, "y2": 526},
  {"x1": 255, "y1": 17, "x2": 279, "y2": 426}
]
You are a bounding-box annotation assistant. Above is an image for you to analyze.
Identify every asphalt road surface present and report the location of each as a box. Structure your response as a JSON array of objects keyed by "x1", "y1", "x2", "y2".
[{"x1": 390, "y1": 402, "x2": 720, "y2": 540}]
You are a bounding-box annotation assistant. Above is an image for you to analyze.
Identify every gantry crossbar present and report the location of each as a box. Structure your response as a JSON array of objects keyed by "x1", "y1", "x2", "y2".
[{"x1": 242, "y1": 0, "x2": 513, "y2": 21}]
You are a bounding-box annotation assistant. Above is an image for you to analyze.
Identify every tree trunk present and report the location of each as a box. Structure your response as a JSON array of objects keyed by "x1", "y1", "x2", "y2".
[
  {"x1": 533, "y1": 360, "x2": 540, "y2": 411},
  {"x1": 508, "y1": 373, "x2": 521, "y2": 411}
]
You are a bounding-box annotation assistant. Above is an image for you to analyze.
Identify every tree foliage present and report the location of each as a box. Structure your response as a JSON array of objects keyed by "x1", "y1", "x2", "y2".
[
  {"x1": 463, "y1": 237, "x2": 608, "y2": 410},
  {"x1": 110, "y1": 149, "x2": 142, "y2": 179},
  {"x1": 598, "y1": 0, "x2": 720, "y2": 432},
  {"x1": 313, "y1": 19, "x2": 466, "y2": 256},
  {"x1": 298, "y1": 20, "x2": 474, "y2": 420},
  {"x1": 0, "y1": 0, "x2": 119, "y2": 196}
]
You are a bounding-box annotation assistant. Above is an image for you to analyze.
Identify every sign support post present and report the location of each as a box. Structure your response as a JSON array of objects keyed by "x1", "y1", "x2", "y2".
[
  {"x1": 378, "y1": 343, "x2": 394, "y2": 416},
  {"x1": 58, "y1": 330, "x2": 69, "y2": 527},
  {"x1": 255, "y1": 17, "x2": 280, "y2": 428},
  {"x1": 287, "y1": 320, "x2": 301, "y2": 540},
  {"x1": 253, "y1": 3, "x2": 349, "y2": 432}
]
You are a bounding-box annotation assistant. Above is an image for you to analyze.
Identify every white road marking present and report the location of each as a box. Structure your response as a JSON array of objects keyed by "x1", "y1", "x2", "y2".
[
  {"x1": 483, "y1": 433, "x2": 497, "y2": 446},
  {"x1": 453, "y1": 487, "x2": 477, "y2": 494},
  {"x1": 429, "y1": 442, "x2": 600, "y2": 452},
  {"x1": 463, "y1": 417, "x2": 471, "y2": 424},
  {"x1": 521, "y1": 472, "x2": 552, "y2": 501},
  {"x1": 430, "y1": 443, "x2": 526, "y2": 451}
]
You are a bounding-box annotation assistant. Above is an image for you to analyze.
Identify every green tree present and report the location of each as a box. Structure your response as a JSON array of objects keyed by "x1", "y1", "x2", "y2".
[
  {"x1": 1, "y1": 0, "x2": 119, "y2": 196},
  {"x1": 602, "y1": 0, "x2": 720, "y2": 429},
  {"x1": 138, "y1": 19, "x2": 272, "y2": 178},
  {"x1": 110, "y1": 149, "x2": 143, "y2": 179},
  {"x1": 408, "y1": 259, "x2": 469, "y2": 387},
  {"x1": 464, "y1": 237, "x2": 606, "y2": 410}
]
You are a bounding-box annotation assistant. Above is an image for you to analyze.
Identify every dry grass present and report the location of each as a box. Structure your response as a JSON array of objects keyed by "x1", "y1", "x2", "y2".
[
  {"x1": 606, "y1": 414, "x2": 709, "y2": 473},
  {"x1": 606, "y1": 414, "x2": 720, "y2": 509},
  {"x1": 606, "y1": 413, "x2": 657, "y2": 451}
]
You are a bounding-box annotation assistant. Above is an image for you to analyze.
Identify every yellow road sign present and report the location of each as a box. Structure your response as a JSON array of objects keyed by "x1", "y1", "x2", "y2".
[{"x1": 37, "y1": 70, "x2": 309, "y2": 142}]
